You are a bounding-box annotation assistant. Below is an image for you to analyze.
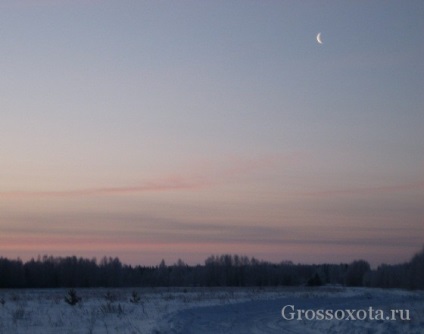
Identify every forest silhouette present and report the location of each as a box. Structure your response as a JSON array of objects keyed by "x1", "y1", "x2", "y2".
[{"x1": 0, "y1": 247, "x2": 423, "y2": 290}]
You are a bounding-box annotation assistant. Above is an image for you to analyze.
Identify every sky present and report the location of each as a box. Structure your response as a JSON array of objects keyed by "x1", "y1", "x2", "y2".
[{"x1": 1, "y1": 0, "x2": 423, "y2": 267}]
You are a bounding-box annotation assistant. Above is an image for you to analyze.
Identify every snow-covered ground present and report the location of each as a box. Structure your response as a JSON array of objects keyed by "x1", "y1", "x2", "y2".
[{"x1": 0, "y1": 287, "x2": 422, "y2": 333}]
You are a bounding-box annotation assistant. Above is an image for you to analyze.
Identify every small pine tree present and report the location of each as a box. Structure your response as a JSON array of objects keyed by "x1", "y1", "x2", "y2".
[
  {"x1": 129, "y1": 291, "x2": 141, "y2": 304},
  {"x1": 65, "y1": 289, "x2": 81, "y2": 306}
]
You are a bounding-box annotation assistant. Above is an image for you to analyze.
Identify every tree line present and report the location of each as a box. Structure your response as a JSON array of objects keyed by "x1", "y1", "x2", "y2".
[{"x1": 0, "y1": 247, "x2": 422, "y2": 289}]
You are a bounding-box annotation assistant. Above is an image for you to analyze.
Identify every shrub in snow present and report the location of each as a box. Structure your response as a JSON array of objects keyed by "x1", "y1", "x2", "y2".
[
  {"x1": 130, "y1": 291, "x2": 141, "y2": 304},
  {"x1": 104, "y1": 291, "x2": 118, "y2": 303},
  {"x1": 100, "y1": 303, "x2": 124, "y2": 316},
  {"x1": 130, "y1": 290, "x2": 146, "y2": 314},
  {"x1": 64, "y1": 289, "x2": 81, "y2": 306}
]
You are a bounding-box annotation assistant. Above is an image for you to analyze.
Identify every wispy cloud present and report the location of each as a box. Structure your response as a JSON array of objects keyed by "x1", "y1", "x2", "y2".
[
  {"x1": 300, "y1": 180, "x2": 424, "y2": 197},
  {"x1": 0, "y1": 154, "x2": 292, "y2": 199},
  {"x1": 0, "y1": 177, "x2": 206, "y2": 199},
  {"x1": 3, "y1": 218, "x2": 420, "y2": 252}
]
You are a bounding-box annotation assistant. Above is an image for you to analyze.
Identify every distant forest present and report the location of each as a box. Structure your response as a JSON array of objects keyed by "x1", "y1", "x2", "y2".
[{"x1": 0, "y1": 247, "x2": 423, "y2": 290}]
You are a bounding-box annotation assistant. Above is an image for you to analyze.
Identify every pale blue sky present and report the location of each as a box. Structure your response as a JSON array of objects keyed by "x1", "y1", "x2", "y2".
[{"x1": 1, "y1": 1, "x2": 423, "y2": 266}]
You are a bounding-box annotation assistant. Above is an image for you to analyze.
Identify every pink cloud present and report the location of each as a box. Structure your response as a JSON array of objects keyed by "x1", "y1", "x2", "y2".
[
  {"x1": 0, "y1": 153, "x2": 293, "y2": 199},
  {"x1": 0, "y1": 176, "x2": 207, "y2": 199}
]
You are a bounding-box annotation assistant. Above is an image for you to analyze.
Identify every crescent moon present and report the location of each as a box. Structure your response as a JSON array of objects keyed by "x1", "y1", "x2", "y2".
[{"x1": 316, "y1": 33, "x2": 323, "y2": 44}]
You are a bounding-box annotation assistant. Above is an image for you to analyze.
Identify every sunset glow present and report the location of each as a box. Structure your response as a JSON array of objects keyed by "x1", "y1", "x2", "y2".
[{"x1": 1, "y1": 0, "x2": 423, "y2": 267}]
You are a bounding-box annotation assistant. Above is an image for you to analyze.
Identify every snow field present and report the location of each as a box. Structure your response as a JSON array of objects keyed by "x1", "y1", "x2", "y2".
[{"x1": 0, "y1": 287, "x2": 422, "y2": 333}]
